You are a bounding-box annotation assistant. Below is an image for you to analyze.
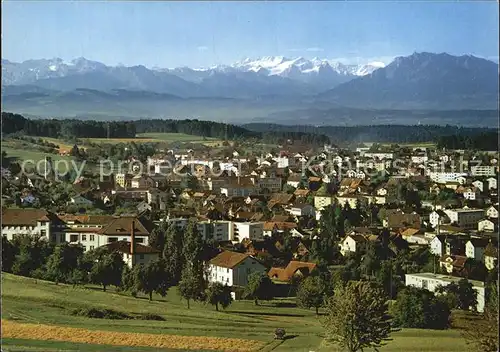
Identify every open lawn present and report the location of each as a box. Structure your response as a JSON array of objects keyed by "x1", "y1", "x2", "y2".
[{"x1": 1, "y1": 273, "x2": 470, "y2": 352}]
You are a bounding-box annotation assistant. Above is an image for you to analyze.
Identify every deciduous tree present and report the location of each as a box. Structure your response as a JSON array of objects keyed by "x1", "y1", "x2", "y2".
[
  {"x1": 205, "y1": 282, "x2": 233, "y2": 311},
  {"x1": 323, "y1": 281, "x2": 393, "y2": 352},
  {"x1": 392, "y1": 286, "x2": 450, "y2": 329},
  {"x1": 296, "y1": 275, "x2": 325, "y2": 315},
  {"x1": 244, "y1": 272, "x2": 274, "y2": 305}
]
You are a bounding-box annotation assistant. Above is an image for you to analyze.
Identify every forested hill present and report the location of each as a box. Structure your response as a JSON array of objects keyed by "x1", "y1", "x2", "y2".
[
  {"x1": 244, "y1": 123, "x2": 497, "y2": 148},
  {"x1": 0, "y1": 112, "x2": 331, "y2": 145}
]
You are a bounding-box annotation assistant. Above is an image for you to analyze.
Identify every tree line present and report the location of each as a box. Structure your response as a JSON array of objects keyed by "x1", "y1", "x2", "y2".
[
  {"x1": 436, "y1": 132, "x2": 498, "y2": 151},
  {"x1": 244, "y1": 123, "x2": 496, "y2": 147},
  {"x1": 2, "y1": 112, "x2": 136, "y2": 139},
  {"x1": 1, "y1": 112, "x2": 330, "y2": 145}
]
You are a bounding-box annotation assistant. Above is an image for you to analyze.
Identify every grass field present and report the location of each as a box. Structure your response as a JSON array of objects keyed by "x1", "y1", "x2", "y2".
[
  {"x1": 1, "y1": 273, "x2": 470, "y2": 352},
  {"x1": 26, "y1": 133, "x2": 224, "y2": 147},
  {"x1": 365, "y1": 142, "x2": 437, "y2": 149},
  {"x1": 1, "y1": 144, "x2": 78, "y2": 171}
]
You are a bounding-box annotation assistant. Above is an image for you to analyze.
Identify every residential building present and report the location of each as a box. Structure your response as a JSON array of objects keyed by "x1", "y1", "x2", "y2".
[
  {"x1": 339, "y1": 233, "x2": 378, "y2": 256},
  {"x1": 443, "y1": 208, "x2": 484, "y2": 229},
  {"x1": 115, "y1": 173, "x2": 133, "y2": 188},
  {"x1": 428, "y1": 172, "x2": 468, "y2": 184},
  {"x1": 472, "y1": 180, "x2": 484, "y2": 192},
  {"x1": 285, "y1": 203, "x2": 315, "y2": 217},
  {"x1": 462, "y1": 187, "x2": 480, "y2": 201},
  {"x1": 429, "y1": 210, "x2": 450, "y2": 228},
  {"x1": 207, "y1": 251, "x2": 267, "y2": 289},
  {"x1": 102, "y1": 240, "x2": 160, "y2": 268},
  {"x1": 220, "y1": 184, "x2": 256, "y2": 197},
  {"x1": 478, "y1": 218, "x2": 498, "y2": 232},
  {"x1": 268, "y1": 261, "x2": 317, "y2": 283},
  {"x1": 466, "y1": 238, "x2": 490, "y2": 262},
  {"x1": 256, "y1": 177, "x2": 282, "y2": 193},
  {"x1": 429, "y1": 235, "x2": 447, "y2": 256},
  {"x1": 470, "y1": 166, "x2": 497, "y2": 177},
  {"x1": 97, "y1": 216, "x2": 152, "y2": 246},
  {"x1": 484, "y1": 243, "x2": 498, "y2": 271},
  {"x1": 233, "y1": 222, "x2": 264, "y2": 242},
  {"x1": 486, "y1": 177, "x2": 497, "y2": 190},
  {"x1": 263, "y1": 221, "x2": 297, "y2": 237},
  {"x1": 335, "y1": 196, "x2": 367, "y2": 209},
  {"x1": 384, "y1": 210, "x2": 421, "y2": 229},
  {"x1": 486, "y1": 205, "x2": 498, "y2": 219},
  {"x1": 364, "y1": 152, "x2": 394, "y2": 160},
  {"x1": 61, "y1": 214, "x2": 115, "y2": 251},
  {"x1": 131, "y1": 174, "x2": 155, "y2": 189},
  {"x1": 1, "y1": 208, "x2": 63, "y2": 243},
  {"x1": 405, "y1": 273, "x2": 486, "y2": 312},
  {"x1": 314, "y1": 195, "x2": 334, "y2": 210}
]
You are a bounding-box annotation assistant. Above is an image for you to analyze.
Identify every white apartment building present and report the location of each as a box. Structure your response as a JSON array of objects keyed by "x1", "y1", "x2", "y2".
[
  {"x1": 411, "y1": 155, "x2": 429, "y2": 163},
  {"x1": 486, "y1": 206, "x2": 498, "y2": 219},
  {"x1": 463, "y1": 188, "x2": 480, "y2": 201},
  {"x1": 163, "y1": 218, "x2": 263, "y2": 242},
  {"x1": 443, "y1": 208, "x2": 484, "y2": 229},
  {"x1": 428, "y1": 172, "x2": 468, "y2": 184},
  {"x1": 207, "y1": 251, "x2": 267, "y2": 289},
  {"x1": 363, "y1": 152, "x2": 394, "y2": 160},
  {"x1": 220, "y1": 185, "x2": 256, "y2": 197},
  {"x1": 233, "y1": 222, "x2": 264, "y2": 242},
  {"x1": 486, "y1": 177, "x2": 497, "y2": 190},
  {"x1": 314, "y1": 195, "x2": 334, "y2": 210},
  {"x1": 465, "y1": 239, "x2": 490, "y2": 261},
  {"x1": 405, "y1": 273, "x2": 485, "y2": 312},
  {"x1": 1, "y1": 209, "x2": 54, "y2": 241},
  {"x1": 470, "y1": 165, "x2": 497, "y2": 177}
]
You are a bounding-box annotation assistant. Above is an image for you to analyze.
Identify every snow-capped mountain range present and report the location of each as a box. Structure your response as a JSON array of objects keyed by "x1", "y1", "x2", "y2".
[
  {"x1": 1, "y1": 56, "x2": 385, "y2": 88},
  {"x1": 1, "y1": 52, "x2": 498, "y2": 120}
]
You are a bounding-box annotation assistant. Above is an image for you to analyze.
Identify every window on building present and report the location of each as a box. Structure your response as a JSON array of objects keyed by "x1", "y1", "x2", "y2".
[
  {"x1": 90, "y1": 235, "x2": 95, "y2": 241},
  {"x1": 109, "y1": 237, "x2": 118, "y2": 243},
  {"x1": 51, "y1": 234, "x2": 56, "y2": 242},
  {"x1": 70, "y1": 235, "x2": 78, "y2": 242},
  {"x1": 60, "y1": 234, "x2": 65, "y2": 242},
  {"x1": 139, "y1": 254, "x2": 144, "y2": 259},
  {"x1": 227, "y1": 268, "x2": 229, "y2": 273},
  {"x1": 90, "y1": 246, "x2": 94, "y2": 250},
  {"x1": 82, "y1": 235, "x2": 86, "y2": 241},
  {"x1": 40, "y1": 230, "x2": 47, "y2": 237},
  {"x1": 422, "y1": 280, "x2": 428, "y2": 289},
  {"x1": 136, "y1": 238, "x2": 144, "y2": 243}
]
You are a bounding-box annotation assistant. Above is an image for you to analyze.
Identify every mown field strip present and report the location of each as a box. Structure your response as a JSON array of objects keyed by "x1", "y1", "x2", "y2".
[{"x1": 1, "y1": 320, "x2": 264, "y2": 352}]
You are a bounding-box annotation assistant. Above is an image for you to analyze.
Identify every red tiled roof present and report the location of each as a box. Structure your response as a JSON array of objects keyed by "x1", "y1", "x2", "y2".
[
  {"x1": 268, "y1": 261, "x2": 317, "y2": 282},
  {"x1": 208, "y1": 250, "x2": 250, "y2": 269},
  {"x1": 2, "y1": 208, "x2": 50, "y2": 226},
  {"x1": 99, "y1": 216, "x2": 152, "y2": 236}
]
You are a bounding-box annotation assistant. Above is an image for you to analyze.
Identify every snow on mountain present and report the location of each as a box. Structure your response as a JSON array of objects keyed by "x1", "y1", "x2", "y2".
[{"x1": 1, "y1": 56, "x2": 388, "y2": 91}]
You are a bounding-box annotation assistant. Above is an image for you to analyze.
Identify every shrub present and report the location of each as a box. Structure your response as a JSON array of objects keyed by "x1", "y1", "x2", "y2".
[
  {"x1": 274, "y1": 328, "x2": 286, "y2": 340},
  {"x1": 71, "y1": 308, "x2": 131, "y2": 320},
  {"x1": 136, "y1": 313, "x2": 165, "y2": 321}
]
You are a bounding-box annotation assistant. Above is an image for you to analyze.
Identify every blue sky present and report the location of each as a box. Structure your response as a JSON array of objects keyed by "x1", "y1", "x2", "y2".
[{"x1": 2, "y1": 1, "x2": 498, "y2": 68}]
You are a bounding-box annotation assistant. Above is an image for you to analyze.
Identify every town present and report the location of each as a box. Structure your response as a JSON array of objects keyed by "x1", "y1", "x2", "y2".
[{"x1": 1, "y1": 113, "x2": 498, "y2": 350}]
